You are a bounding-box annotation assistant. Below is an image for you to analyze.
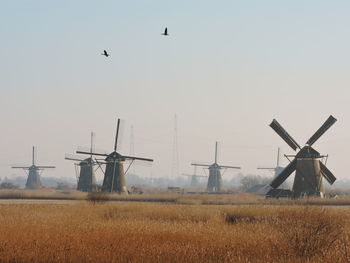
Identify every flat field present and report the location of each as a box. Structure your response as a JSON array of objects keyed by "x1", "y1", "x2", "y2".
[{"x1": 0, "y1": 194, "x2": 349, "y2": 262}]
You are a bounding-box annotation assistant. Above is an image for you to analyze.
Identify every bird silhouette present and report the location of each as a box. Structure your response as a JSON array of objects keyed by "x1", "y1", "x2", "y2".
[
  {"x1": 101, "y1": 50, "x2": 109, "y2": 57},
  {"x1": 161, "y1": 27, "x2": 168, "y2": 36}
]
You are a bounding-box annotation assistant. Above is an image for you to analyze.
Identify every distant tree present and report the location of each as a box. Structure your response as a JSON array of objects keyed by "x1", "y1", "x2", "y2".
[
  {"x1": 0, "y1": 182, "x2": 19, "y2": 189},
  {"x1": 55, "y1": 182, "x2": 71, "y2": 191},
  {"x1": 240, "y1": 174, "x2": 271, "y2": 191}
]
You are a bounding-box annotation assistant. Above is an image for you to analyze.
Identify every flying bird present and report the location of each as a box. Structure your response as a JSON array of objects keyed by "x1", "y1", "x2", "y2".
[
  {"x1": 161, "y1": 27, "x2": 168, "y2": 36},
  {"x1": 101, "y1": 50, "x2": 109, "y2": 57}
]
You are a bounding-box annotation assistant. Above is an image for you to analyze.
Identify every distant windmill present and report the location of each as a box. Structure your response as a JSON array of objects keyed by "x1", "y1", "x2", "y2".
[
  {"x1": 192, "y1": 142, "x2": 241, "y2": 192},
  {"x1": 12, "y1": 146, "x2": 55, "y2": 189},
  {"x1": 257, "y1": 148, "x2": 284, "y2": 177},
  {"x1": 269, "y1": 115, "x2": 337, "y2": 198},
  {"x1": 77, "y1": 118, "x2": 153, "y2": 194},
  {"x1": 65, "y1": 132, "x2": 97, "y2": 192},
  {"x1": 182, "y1": 166, "x2": 207, "y2": 187}
]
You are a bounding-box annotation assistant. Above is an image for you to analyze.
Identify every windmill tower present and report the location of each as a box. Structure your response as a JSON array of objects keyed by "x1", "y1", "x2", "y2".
[
  {"x1": 182, "y1": 166, "x2": 207, "y2": 187},
  {"x1": 77, "y1": 118, "x2": 153, "y2": 194},
  {"x1": 12, "y1": 146, "x2": 55, "y2": 189},
  {"x1": 269, "y1": 115, "x2": 337, "y2": 198},
  {"x1": 65, "y1": 132, "x2": 97, "y2": 192},
  {"x1": 257, "y1": 148, "x2": 284, "y2": 177},
  {"x1": 192, "y1": 142, "x2": 241, "y2": 192}
]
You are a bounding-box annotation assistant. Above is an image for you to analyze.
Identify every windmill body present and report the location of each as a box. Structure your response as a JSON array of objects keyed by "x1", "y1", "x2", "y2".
[
  {"x1": 257, "y1": 147, "x2": 287, "y2": 188},
  {"x1": 77, "y1": 158, "x2": 96, "y2": 192},
  {"x1": 192, "y1": 142, "x2": 240, "y2": 193},
  {"x1": 102, "y1": 152, "x2": 127, "y2": 193},
  {"x1": 269, "y1": 115, "x2": 337, "y2": 198},
  {"x1": 77, "y1": 119, "x2": 153, "y2": 194},
  {"x1": 65, "y1": 156, "x2": 96, "y2": 192},
  {"x1": 12, "y1": 146, "x2": 55, "y2": 189},
  {"x1": 182, "y1": 174, "x2": 201, "y2": 187},
  {"x1": 65, "y1": 133, "x2": 97, "y2": 192},
  {"x1": 294, "y1": 157, "x2": 324, "y2": 197},
  {"x1": 207, "y1": 163, "x2": 223, "y2": 192},
  {"x1": 182, "y1": 167, "x2": 207, "y2": 187},
  {"x1": 26, "y1": 165, "x2": 42, "y2": 189}
]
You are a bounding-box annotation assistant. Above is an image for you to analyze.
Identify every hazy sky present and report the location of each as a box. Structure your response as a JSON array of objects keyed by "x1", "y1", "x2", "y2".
[{"x1": 1, "y1": 1, "x2": 350, "y2": 184}]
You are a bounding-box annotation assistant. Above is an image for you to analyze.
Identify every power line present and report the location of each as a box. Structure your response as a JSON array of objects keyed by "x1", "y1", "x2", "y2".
[
  {"x1": 129, "y1": 125, "x2": 135, "y2": 174},
  {"x1": 171, "y1": 114, "x2": 180, "y2": 182}
]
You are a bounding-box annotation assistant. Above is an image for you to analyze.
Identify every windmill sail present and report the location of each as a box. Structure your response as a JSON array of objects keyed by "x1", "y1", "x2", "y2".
[
  {"x1": 306, "y1": 115, "x2": 337, "y2": 146},
  {"x1": 270, "y1": 158, "x2": 297, "y2": 189},
  {"x1": 270, "y1": 119, "x2": 300, "y2": 151},
  {"x1": 319, "y1": 162, "x2": 336, "y2": 184}
]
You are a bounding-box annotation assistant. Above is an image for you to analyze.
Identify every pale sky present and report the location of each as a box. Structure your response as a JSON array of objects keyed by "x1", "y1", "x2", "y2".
[{"x1": 1, "y1": 1, "x2": 350, "y2": 183}]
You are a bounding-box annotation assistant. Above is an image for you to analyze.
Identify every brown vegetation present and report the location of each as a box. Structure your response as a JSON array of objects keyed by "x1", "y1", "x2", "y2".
[
  {"x1": 86, "y1": 191, "x2": 109, "y2": 204},
  {"x1": 0, "y1": 200, "x2": 349, "y2": 262}
]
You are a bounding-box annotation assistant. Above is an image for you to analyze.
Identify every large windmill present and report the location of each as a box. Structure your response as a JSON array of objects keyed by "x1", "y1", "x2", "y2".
[
  {"x1": 192, "y1": 142, "x2": 241, "y2": 192},
  {"x1": 257, "y1": 148, "x2": 284, "y2": 178},
  {"x1": 65, "y1": 132, "x2": 97, "y2": 192},
  {"x1": 182, "y1": 166, "x2": 207, "y2": 187},
  {"x1": 77, "y1": 118, "x2": 153, "y2": 194},
  {"x1": 269, "y1": 115, "x2": 337, "y2": 198},
  {"x1": 12, "y1": 146, "x2": 55, "y2": 189}
]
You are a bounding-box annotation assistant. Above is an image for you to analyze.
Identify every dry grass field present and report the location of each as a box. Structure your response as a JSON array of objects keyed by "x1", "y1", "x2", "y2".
[
  {"x1": 2, "y1": 189, "x2": 350, "y2": 206},
  {"x1": 0, "y1": 195, "x2": 349, "y2": 262}
]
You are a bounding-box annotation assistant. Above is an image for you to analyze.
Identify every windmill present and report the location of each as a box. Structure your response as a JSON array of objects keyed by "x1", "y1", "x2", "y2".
[
  {"x1": 192, "y1": 142, "x2": 241, "y2": 192},
  {"x1": 182, "y1": 166, "x2": 207, "y2": 187},
  {"x1": 12, "y1": 146, "x2": 55, "y2": 189},
  {"x1": 257, "y1": 148, "x2": 284, "y2": 178},
  {"x1": 77, "y1": 118, "x2": 153, "y2": 194},
  {"x1": 269, "y1": 115, "x2": 337, "y2": 198},
  {"x1": 65, "y1": 132, "x2": 97, "y2": 192}
]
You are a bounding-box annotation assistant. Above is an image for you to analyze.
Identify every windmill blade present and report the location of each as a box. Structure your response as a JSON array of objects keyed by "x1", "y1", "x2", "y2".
[
  {"x1": 36, "y1": 166, "x2": 55, "y2": 169},
  {"x1": 320, "y1": 162, "x2": 336, "y2": 185},
  {"x1": 32, "y1": 146, "x2": 36, "y2": 166},
  {"x1": 65, "y1": 157, "x2": 85, "y2": 162},
  {"x1": 125, "y1": 159, "x2": 152, "y2": 167},
  {"x1": 122, "y1": 155, "x2": 153, "y2": 162},
  {"x1": 77, "y1": 146, "x2": 108, "y2": 156},
  {"x1": 306, "y1": 115, "x2": 337, "y2": 146},
  {"x1": 110, "y1": 159, "x2": 117, "y2": 192},
  {"x1": 257, "y1": 167, "x2": 275, "y2": 170},
  {"x1": 181, "y1": 174, "x2": 208, "y2": 177},
  {"x1": 270, "y1": 158, "x2": 297, "y2": 188},
  {"x1": 90, "y1": 132, "x2": 95, "y2": 158},
  {"x1": 65, "y1": 153, "x2": 85, "y2": 162},
  {"x1": 76, "y1": 150, "x2": 108, "y2": 157},
  {"x1": 11, "y1": 166, "x2": 30, "y2": 169},
  {"x1": 219, "y1": 165, "x2": 241, "y2": 169},
  {"x1": 94, "y1": 158, "x2": 107, "y2": 174},
  {"x1": 270, "y1": 119, "x2": 300, "y2": 151},
  {"x1": 114, "y1": 118, "x2": 121, "y2": 151},
  {"x1": 191, "y1": 163, "x2": 210, "y2": 167},
  {"x1": 111, "y1": 118, "x2": 126, "y2": 152}
]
